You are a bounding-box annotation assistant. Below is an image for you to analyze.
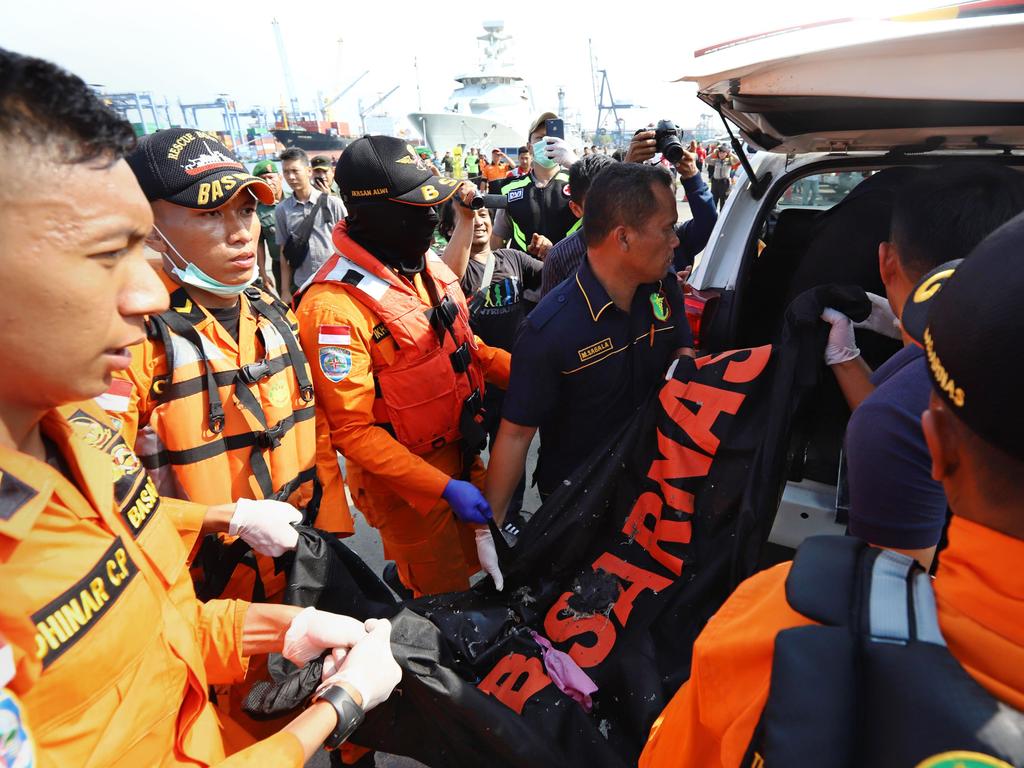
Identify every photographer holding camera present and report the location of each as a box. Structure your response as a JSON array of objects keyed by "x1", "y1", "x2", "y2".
[
  {"x1": 706, "y1": 143, "x2": 739, "y2": 210},
  {"x1": 491, "y1": 112, "x2": 581, "y2": 260},
  {"x1": 627, "y1": 121, "x2": 718, "y2": 271}
]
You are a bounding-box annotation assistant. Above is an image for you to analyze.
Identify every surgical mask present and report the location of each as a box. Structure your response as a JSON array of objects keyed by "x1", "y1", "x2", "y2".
[
  {"x1": 532, "y1": 139, "x2": 557, "y2": 169},
  {"x1": 154, "y1": 224, "x2": 256, "y2": 297},
  {"x1": 346, "y1": 201, "x2": 439, "y2": 276}
]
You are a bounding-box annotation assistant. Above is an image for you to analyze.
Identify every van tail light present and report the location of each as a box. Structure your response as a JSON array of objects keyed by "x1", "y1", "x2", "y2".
[{"x1": 684, "y1": 287, "x2": 720, "y2": 350}]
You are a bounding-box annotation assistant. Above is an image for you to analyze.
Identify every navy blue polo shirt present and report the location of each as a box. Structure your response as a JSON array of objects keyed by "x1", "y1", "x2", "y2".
[
  {"x1": 503, "y1": 257, "x2": 692, "y2": 496},
  {"x1": 845, "y1": 344, "x2": 948, "y2": 549}
]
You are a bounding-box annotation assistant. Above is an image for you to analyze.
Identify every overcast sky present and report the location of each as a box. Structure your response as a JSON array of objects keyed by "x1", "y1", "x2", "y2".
[{"x1": 5, "y1": 0, "x2": 929, "y2": 138}]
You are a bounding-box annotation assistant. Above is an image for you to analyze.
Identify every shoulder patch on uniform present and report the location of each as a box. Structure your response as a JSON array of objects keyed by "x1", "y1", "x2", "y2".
[
  {"x1": 165, "y1": 288, "x2": 204, "y2": 324},
  {"x1": 67, "y1": 411, "x2": 119, "y2": 453},
  {"x1": 508, "y1": 188, "x2": 525, "y2": 203},
  {"x1": 0, "y1": 686, "x2": 34, "y2": 766},
  {"x1": 319, "y1": 347, "x2": 352, "y2": 383},
  {"x1": 0, "y1": 470, "x2": 38, "y2": 522},
  {"x1": 94, "y1": 378, "x2": 133, "y2": 414},
  {"x1": 318, "y1": 324, "x2": 351, "y2": 346},
  {"x1": 371, "y1": 322, "x2": 392, "y2": 344}
]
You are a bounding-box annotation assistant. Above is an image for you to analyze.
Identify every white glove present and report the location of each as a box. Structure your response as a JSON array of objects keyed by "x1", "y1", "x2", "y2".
[
  {"x1": 320, "y1": 618, "x2": 402, "y2": 711},
  {"x1": 544, "y1": 137, "x2": 578, "y2": 169},
  {"x1": 282, "y1": 607, "x2": 367, "y2": 665},
  {"x1": 821, "y1": 308, "x2": 860, "y2": 365},
  {"x1": 474, "y1": 527, "x2": 504, "y2": 591},
  {"x1": 852, "y1": 292, "x2": 901, "y2": 339},
  {"x1": 229, "y1": 498, "x2": 302, "y2": 557}
]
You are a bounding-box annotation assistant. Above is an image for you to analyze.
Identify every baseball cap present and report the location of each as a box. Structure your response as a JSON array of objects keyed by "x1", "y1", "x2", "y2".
[
  {"x1": 127, "y1": 128, "x2": 274, "y2": 210},
  {"x1": 527, "y1": 112, "x2": 558, "y2": 141},
  {"x1": 336, "y1": 135, "x2": 461, "y2": 207},
  {"x1": 252, "y1": 160, "x2": 278, "y2": 176},
  {"x1": 311, "y1": 155, "x2": 334, "y2": 170},
  {"x1": 901, "y1": 211, "x2": 1024, "y2": 460}
]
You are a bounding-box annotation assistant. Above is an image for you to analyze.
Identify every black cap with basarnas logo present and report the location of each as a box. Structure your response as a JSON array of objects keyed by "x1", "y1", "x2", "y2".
[
  {"x1": 336, "y1": 135, "x2": 462, "y2": 207},
  {"x1": 125, "y1": 128, "x2": 275, "y2": 210},
  {"x1": 901, "y1": 211, "x2": 1024, "y2": 461}
]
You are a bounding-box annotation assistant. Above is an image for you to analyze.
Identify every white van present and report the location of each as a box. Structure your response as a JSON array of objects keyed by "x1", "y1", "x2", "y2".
[{"x1": 679, "y1": 5, "x2": 1024, "y2": 558}]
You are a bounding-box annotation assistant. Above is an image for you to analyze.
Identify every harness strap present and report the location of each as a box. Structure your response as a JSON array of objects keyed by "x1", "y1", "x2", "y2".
[
  {"x1": 155, "y1": 288, "x2": 226, "y2": 433},
  {"x1": 140, "y1": 405, "x2": 315, "y2": 468},
  {"x1": 247, "y1": 288, "x2": 315, "y2": 403}
]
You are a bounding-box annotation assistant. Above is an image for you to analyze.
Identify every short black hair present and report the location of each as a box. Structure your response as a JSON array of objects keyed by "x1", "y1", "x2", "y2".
[
  {"x1": 583, "y1": 162, "x2": 673, "y2": 246},
  {"x1": 517, "y1": 146, "x2": 529, "y2": 156},
  {"x1": 0, "y1": 48, "x2": 136, "y2": 165},
  {"x1": 891, "y1": 164, "x2": 1024, "y2": 279},
  {"x1": 280, "y1": 147, "x2": 310, "y2": 166},
  {"x1": 568, "y1": 154, "x2": 616, "y2": 206}
]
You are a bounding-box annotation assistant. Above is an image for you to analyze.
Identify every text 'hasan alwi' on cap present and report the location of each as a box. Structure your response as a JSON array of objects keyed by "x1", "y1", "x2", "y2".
[
  {"x1": 126, "y1": 128, "x2": 274, "y2": 210},
  {"x1": 901, "y1": 210, "x2": 1024, "y2": 460},
  {"x1": 336, "y1": 135, "x2": 462, "y2": 207}
]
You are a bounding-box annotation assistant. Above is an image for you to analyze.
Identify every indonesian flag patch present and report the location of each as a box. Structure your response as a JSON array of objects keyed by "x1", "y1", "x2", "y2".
[
  {"x1": 319, "y1": 324, "x2": 351, "y2": 346},
  {"x1": 95, "y1": 378, "x2": 133, "y2": 413}
]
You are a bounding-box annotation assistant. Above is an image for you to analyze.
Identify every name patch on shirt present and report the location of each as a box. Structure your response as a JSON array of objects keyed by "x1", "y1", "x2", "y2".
[
  {"x1": 32, "y1": 538, "x2": 138, "y2": 669},
  {"x1": 119, "y1": 474, "x2": 161, "y2": 537},
  {"x1": 578, "y1": 338, "x2": 613, "y2": 362},
  {"x1": 508, "y1": 188, "x2": 525, "y2": 202},
  {"x1": 371, "y1": 322, "x2": 392, "y2": 344}
]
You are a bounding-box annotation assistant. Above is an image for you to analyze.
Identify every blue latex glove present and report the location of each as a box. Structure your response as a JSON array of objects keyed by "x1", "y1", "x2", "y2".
[{"x1": 442, "y1": 479, "x2": 493, "y2": 524}]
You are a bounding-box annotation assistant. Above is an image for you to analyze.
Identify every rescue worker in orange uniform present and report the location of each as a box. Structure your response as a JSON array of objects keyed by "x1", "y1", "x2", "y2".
[
  {"x1": 0, "y1": 48, "x2": 400, "y2": 766},
  {"x1": 294, "y1": 136, "x2": 510, "y2": 598},
  {"x1": 104, "y1": 128, "x2": 352, "y2": 746},
  {"x1": 640, "y1": 225, "x2": 1024, "y2": 767}
]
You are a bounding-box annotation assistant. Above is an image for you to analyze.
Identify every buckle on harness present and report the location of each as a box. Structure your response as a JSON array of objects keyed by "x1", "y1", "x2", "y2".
[
  {"x1": 428, "y1": 295, "x2": 459, "y2": 337},
  {"x1": 209, "y1": 414, "x2": 225, "y2": 435},
  {"x1": 299, "y1": 385, "x2": 315, "y2": 403},
  {"x1": 257, "y1": 421, "x2": 287, "y2": 449},
  {"x1": 239, "y1": 359, "x2": 273, "y2": 385},
  {"x1": 450, "y1": 342, "x2": 472, "y2": 374}
]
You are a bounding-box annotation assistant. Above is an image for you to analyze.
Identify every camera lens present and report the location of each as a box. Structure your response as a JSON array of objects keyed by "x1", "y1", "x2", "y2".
[{"x1": 655, "y1": 120, "x2": 684, "y2": 164}]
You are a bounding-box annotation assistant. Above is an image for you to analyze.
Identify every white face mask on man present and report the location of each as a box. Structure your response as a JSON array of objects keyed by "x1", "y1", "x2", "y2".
[{"x1": 154, "y1": 223, "x2": 256, "y2": 298}]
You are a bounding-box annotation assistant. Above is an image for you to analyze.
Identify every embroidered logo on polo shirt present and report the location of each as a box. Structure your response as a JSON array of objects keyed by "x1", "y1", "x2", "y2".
[{"x1": 578, "y1": 338, "x2": 613, "y2": 362}]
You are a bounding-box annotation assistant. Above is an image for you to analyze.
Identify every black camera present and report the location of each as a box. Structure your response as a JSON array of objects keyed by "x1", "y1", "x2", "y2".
[{"x1": 653, "y1": 120, "x2": 684, "y2": 164}]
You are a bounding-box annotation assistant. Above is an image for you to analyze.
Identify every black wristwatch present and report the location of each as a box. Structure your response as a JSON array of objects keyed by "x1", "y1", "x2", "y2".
[{"x1": 316, "y1": 684, "x2": 365, "y2": 750}]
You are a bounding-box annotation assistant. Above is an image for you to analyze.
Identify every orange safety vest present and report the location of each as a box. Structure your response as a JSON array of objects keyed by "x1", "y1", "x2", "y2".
[
  {"x1": 141, "y1": 286, "x2": 317, "y2": 508},
  {"x1": 139, "y1": 285, "x2": 327, "y2": 601},
  {"x1": 304, "y1": 229, "x2": 486, "y2": 455}
]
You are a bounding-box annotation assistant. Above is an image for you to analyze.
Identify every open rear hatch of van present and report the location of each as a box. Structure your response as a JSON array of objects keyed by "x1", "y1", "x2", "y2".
[{"x1": 682, "y1": 5, "x2": 1024, "y2": 153}]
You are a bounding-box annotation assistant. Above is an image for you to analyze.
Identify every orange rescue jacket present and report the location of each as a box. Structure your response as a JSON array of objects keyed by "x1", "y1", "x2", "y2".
[
  {"x1": 303, "y1": 227, "x2": 486, "y2": 455},
  {"x1": 0, "y1": 403, "x2": 303, "y2": 767},
  {"x1": 106, "y1": 276, "x2": 351, "y2": 601}
]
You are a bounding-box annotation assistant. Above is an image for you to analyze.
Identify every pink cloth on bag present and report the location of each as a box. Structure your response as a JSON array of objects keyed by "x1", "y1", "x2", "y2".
[{"x1": 530, "y1": 630, "x2": 599, "y2": 712}]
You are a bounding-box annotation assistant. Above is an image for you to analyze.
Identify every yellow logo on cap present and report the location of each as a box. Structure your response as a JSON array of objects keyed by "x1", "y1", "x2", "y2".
[{"x1": 914, "y1": 268, "x2": 956, "y2": 304}]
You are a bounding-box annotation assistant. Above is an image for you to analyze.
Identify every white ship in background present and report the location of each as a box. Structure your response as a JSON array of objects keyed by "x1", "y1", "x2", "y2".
[{"x1": 409, "y1": 22, "x2": 534, "y2": 151}]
